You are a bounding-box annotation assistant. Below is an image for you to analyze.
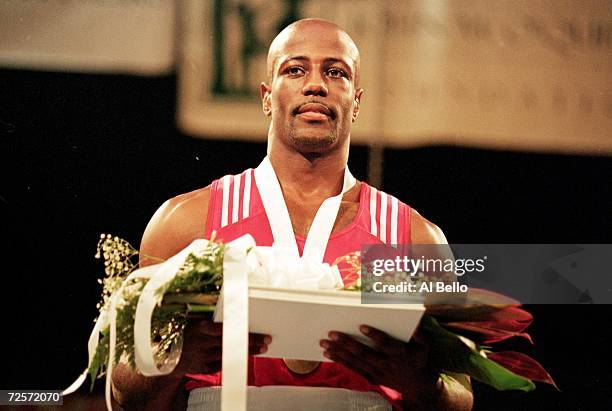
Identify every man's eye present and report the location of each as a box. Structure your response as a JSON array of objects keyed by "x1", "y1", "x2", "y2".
[
  {"x1": 286, "y1": 67, "x2": 304, "y2": 76},
  {"x1": 327, "y1": 68, "x2": 346, "y2": 78}
]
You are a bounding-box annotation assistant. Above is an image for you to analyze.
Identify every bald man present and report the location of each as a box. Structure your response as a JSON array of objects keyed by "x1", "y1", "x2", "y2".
[{"x1": 112, "y1": 19, "x2": 473, "y2": 410}]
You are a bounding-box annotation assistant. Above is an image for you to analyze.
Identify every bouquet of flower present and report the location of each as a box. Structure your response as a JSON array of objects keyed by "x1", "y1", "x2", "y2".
[
  {"x1": 70, "y1": 234, "x2": 557, "y2": 402},
  {"x1": 85, "y1": 234, "x2": 226, "y2": 386}
]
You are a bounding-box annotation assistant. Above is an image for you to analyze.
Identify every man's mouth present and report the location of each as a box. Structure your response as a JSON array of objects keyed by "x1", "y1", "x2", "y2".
[{"x1": 294, "y1": 102, "x2": 334, "y2": 121}]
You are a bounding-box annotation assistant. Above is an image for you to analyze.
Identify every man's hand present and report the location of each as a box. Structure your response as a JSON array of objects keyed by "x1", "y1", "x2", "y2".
[
  {"x1": 319, "y1": 325, "x2": 440, "y2": 401},
  {"x1": 175, "y1": 316, "x2": 272, "y2": 376},
  {"x1": 319, "y1": 324, "x2": 473, "y2": 410},
  {"x1": 111, "y1": 316, "x2": 272, "y2": 411}
]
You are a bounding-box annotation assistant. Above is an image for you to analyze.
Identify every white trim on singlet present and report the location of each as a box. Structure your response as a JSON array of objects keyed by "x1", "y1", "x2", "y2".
[
  {"x1": 242, "y1": 170, "x2": 251, "y2": 219},
  {"x1": 232, "y1": 173, "x2": 241, "y2": 224},
  {"x1": 369, "y1": 187, "x2": 400, "y2": 245},
  {"x1": 379, "y1": 192, "x2": 387, "y2": 243},
  {"x1": 221, "y1": 175, "x2": 231, "y2": 228},
  {"x1": 220, "y1": 171, "x2": 253, "y2": 229},
  {"x1": 390, "y1": 195, "x2": 398, "y2": 245},
  {"x1": 369, "y1": 187, "x2": 378, "y2": 237}
]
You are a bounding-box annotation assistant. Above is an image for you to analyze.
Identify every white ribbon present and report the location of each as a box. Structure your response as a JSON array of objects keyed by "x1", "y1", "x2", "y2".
[
  {"x1": 62, "y1": 264, "x2": 158, "y2": 408},
  {"x1": 254, "y1": 156, "x2": 356, "y2": 263},
  {"x1": 251, "y1": 246, "x2": 343, "y2": 289},
  {"x1": 133, "y1": 239, "x2": 211, "y2": 376},
  {"x1": 220, "y1": 235, "x2": 257, "y2": 411}
]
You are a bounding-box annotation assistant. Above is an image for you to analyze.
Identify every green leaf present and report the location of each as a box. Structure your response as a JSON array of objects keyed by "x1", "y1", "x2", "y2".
[
  {"x1": 186, "y1": 304, "x2": 216, "y2": 312},
  {"x1": 421, "y1": 315, "x2": 535, "y2": 392}
]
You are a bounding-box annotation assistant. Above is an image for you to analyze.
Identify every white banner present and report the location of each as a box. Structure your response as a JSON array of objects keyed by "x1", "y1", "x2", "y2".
[
  {"x1": 178, "y1": 0, "x2": 612, "y2": 155},
  {"x1": 0, "y1": 0, "x2": 175, "y2": 75}
]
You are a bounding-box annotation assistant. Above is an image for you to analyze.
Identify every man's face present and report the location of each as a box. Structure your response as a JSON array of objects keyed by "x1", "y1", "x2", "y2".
[{"x1": 261, "y1": 22, "x2": 363, "y2": 154}]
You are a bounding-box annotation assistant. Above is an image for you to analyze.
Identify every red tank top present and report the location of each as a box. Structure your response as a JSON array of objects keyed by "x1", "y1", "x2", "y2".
[{"x1": 185, "y1": 168, "x2": 413, "y2": 410}]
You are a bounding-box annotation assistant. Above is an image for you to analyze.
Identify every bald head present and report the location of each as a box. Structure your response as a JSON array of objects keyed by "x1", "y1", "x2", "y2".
[
  {"x1": 260, "y1": 18, "x2": 364, "y2": 155},
  {"x1": 266, "y1": 18, "x2": 361, "y2": 86}
]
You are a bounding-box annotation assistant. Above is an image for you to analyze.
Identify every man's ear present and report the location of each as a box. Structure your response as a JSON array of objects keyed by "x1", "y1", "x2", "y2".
[
  {"x1": 260, "y1": 82, "x2": 272, "y2": 117},
  {"x1": 352, "y1": 88, "x2": 364, "y2": 123}
]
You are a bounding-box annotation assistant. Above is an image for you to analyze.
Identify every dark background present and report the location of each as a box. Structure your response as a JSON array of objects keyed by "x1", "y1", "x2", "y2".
[{"x1": 1, "y1": 69, "x2": 611, "y2": 410}]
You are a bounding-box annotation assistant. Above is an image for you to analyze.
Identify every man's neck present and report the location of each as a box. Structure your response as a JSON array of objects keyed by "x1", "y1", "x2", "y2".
[
  {"x1": 267, "y1": 143, "x2": 348, "y2": 201},
  {"x1": 265, "y1": 134, "x2": 357, "y2": 237}
]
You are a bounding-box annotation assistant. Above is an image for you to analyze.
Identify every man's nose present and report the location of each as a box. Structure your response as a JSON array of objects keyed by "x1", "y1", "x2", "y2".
[{"x1": 302, "y1": 71, "x2": 328, "y2": 97}]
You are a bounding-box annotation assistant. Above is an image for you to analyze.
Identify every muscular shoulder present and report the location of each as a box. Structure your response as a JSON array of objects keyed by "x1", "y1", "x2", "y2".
[
  {"x1": 410, "y1": 208, "x2": 448, "y2": 245},
  {"x1": 139, "y1": 186, "x2": 211, "y2": 265}
]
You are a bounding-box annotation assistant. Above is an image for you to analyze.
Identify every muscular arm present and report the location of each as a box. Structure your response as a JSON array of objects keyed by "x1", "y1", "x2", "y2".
[
  {"x1": 111, "y1": 187, "x2": 211, "y2": 410},
  {"x1": 408, "y1": 208, "x2": 474, "y2": 411}
]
